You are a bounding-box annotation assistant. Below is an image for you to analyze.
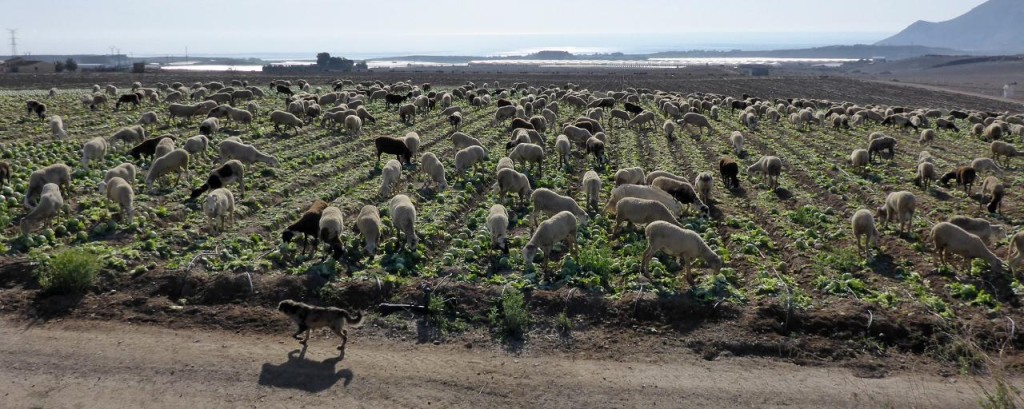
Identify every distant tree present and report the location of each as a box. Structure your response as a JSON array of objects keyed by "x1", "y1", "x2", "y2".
[
  {"x1": 316, "y1": 52, "x2": 331, "y2": 67},
  {"x1": 54, "y1": 61, "x2": 65, "y2": 72},
  {"x1": 327, "y1": 56, "x2": 353, "y2": 71},
  {"x1": 64, "y1": 58, "x2": 78, "y2": 72},
  {"x1": 355, "y1": 61, "x2": 368, "y2": 71}
]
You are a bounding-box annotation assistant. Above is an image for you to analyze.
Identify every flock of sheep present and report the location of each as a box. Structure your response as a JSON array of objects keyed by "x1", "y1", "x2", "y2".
[{"x1": 8, "y1": 77, "x2": 1024, "y2": 288}]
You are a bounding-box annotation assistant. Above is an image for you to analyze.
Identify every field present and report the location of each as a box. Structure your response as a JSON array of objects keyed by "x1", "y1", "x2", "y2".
[{"x1": 2, "y1": 70, "x2": 1024, "y2": 390}]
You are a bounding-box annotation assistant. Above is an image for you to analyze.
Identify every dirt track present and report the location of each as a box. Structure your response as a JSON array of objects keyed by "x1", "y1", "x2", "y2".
[{"x1": 0, "y1": 319, "x2": 985, "y2": 409}]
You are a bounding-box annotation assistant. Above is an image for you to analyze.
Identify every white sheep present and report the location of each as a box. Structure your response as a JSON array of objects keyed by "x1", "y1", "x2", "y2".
[
  {"x1": 454, "y1": 145, "x2": 488, "y2": 177},
  {"x1": 582, "y1": 170, "x2": 601, "y2": 212},
  {"x1": 20, "y1": 183, "x2": 63, "y2": 235},
  {"x1": 218, "y1": 139, "x2": 279, "y2": 168},
  {"x1": 522, "y1": 210, "x2": 578, "y2": 269},
  {"x1": 497, "y1": 157, "x2": 515, "y2": 172},
  {"x1": 729, "y1": 131, "x2": 743, "y2": 155},
  {"x1": 641, "y1": 221, "x2": 722, "y2": 282},
  {"x1": 919, "y1": 129, "x2": 935, "y2": 145},
  {"x1": 644, "y1": 170, "x2": 686, "y2": 185},
  {"x1": 877, "y1": 191, "x2": 915, "y2": 234},
  {"x1": 403, "y1": 132, "x2": 421, "y2": 160},
  {"x1": 345, "y1": 115, "x2": 362, "y2": 136},
  {"x1": 509, "y1": 143, "x2": 544, "y2": 175},
  {"x1": 203, "y1": 187, "x2": 235, "y2": 233},
  {"x1": 991, "y1": 140, "x2": 1022, "y2": 166},
  {"x1": 110, "y1": 125, "x2": 146, "y2": 149},
  {"x1": 606, "y1": 184, "x2": 684, "y2": 217},
  {"x1": 486, "y1": 204, "x2": 510, "y2": 254},
  {"x1": 614, "y1": 197, "x2": 677, "y2": 235},
  {"x1": 971, "y1": 158, "x2": 1004, "y2": 177},
  {"x1": 851, "y1": 209, "x2": 880, "y2": 258},
  {"x1": 145, "y1": 149, "x2": 190, "y2": 191},
  {"x1": 137, "y1": 111, "x2": 159, "y2": 127},
  {"x1": 98, "y1": 176, "x2": 135, "y2": 224},
  {"x1": 948, "y1": 215, "x2": 1006, "y2": 246},
  {"x1": 1008, "y1": 231, "x2": 1024, "y2": 274},
  {"x1": 663, "y1": 120, "x2": 677, "y2": 141},
  {"x1": 24, "y1": 164, "x2": 72, "y2": 208},
  {"x1": 183, "y1": 135, "x2": 210, "y2": 159},
  {"x1": 915, "y1": 162, "x2": 936, "y2": 191},
  {"x1": 420, "y1": 152, "x2": 448, "y2": 191},
  {"x1": 747, "y1": 155, "x2": 783, "y2": 190},
  {"x1": 81, "y1": 137, "x2": 109, "y2": 169},
  {"x1": 494, "y1": 168, "x2": 532, "y2": 204},
  {"x1": 269, "y1": 110, "x2": 304, "y2": 134},
  {"x1": 104, "y1": 163, "x2": 137, "y2": 185},
  {"x1": 316, "y1": 205, "x2": 346, "y2": 258},
  {"x1": 614, "y1": 167, "x2": 646, "y2": 186},
  {"x1": 389, "y1": 194, "x2": 419, "y2": 249},
  {"x1": 199, "y1": 117, "x2": 220, "y2": 136},
  {"x1": 850, "y1": 149, "x2": 869, "y2": 173},
  {"x1": 153, "y1": 137, "x2": 175, "y2": 160},
  {"x1": 380, "y1": 159, "x2": 403, "y2": 197},
  {"x1": 354, "y1": 205, "x2": 383, "y2": 258},
  {"x1": 530, "y1": 188, "x2": 588, "y2": 229},
  {"x1": 931, "y1": 222, "x2": 1003, "y2": 274},
  {"x1": 452, "y1": 132, "x2": 483, "y2": 150},
  {"x1": 694, "y1": 172, "x2": 713, "y2": 205},
  {"x1": 555, "y1": 135, "x2": 571, "y2": 167},
  {"x1": 49, "y1": 115, "x2": 67, "y2": 138}
]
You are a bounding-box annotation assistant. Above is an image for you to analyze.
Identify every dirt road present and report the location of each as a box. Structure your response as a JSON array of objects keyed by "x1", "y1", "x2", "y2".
[{"x1": 0, "y1": 318, "x2": 988, "y2": 408}]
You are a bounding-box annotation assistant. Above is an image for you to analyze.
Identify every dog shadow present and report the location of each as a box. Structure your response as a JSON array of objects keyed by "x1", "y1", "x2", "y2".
[{"x1": 258, "y1": 346, "x2": 354, "y2": 392}]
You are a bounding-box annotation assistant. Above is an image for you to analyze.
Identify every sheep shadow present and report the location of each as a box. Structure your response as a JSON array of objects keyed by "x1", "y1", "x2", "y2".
[
  {"x1": 258, "y1": 347, "x2": 354, "y2": 392},
  {"x1": 774, "y1": 188, "x2": 793, "y2": 200},
  {"x1": 726, "y1": 186, "x2": 748, "y2": 199},
  {"x1": 928, "y1": 189, "x2": 953, "y2": 201},
  {"x1": 866, "y1": 253, "x2": 901, "y2": 279}
]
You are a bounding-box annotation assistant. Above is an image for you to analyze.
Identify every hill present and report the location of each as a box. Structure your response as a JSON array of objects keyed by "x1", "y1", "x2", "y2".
[{"x1": 877, "y1": 0, "x2": 1024, "y2": 53}]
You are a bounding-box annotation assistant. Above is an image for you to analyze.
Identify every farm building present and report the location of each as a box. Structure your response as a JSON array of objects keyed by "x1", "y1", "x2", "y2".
[
  {"x1": 739, "y1": 64, "x2": 770, "y2": 76},
  {"x1": 2, "y1": 57, "x2": 56, "y2": 73}
]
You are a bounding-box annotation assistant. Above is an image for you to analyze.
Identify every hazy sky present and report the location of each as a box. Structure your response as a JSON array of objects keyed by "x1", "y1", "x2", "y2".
[{"x1": 1, "y1": 0, "x2": 989, "y2": 57}]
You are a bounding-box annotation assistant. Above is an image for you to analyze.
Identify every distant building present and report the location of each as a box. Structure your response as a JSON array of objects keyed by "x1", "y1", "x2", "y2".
[
  {"x1": 2, "y1": 57, "x2": 56, "y2": 73},
  {"x1": 1004, "y1": 83, "x2": 1017, "y2": 99},
  {"x1": 738, "y1": 64, "x2": 770, "y2": 77}
]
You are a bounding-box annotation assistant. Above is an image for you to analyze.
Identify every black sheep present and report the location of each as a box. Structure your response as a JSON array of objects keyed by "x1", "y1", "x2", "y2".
[
  {"x1": 115, "y1": 94, "x2": 140, "y2": 110},
  {"x1": 276, "y1": 84, "x2": 293, "y2": 96},
  {"x1": 374, "y1": 136, "x2": 412, "y2": 166},
  {"x1": 281, "y1": 200, "x2": 329, "y2": 256},
  {"x1": 940, "y1": 166, "x2": 976, "y2": 195},
  {"x1": 128, "y1": 136, "x2": 176, "y2": 160},
  {"x1": 719, "y1": 158, "x2": 740, "y2": 189},
  {"x1": 623, "y1": 102, "x2": 644, "y2": 115},
  {"x1": 508, "y1": 117, "x2": 533, "y2": 132},
  {"x1": 384, "y1": 93, "x2": 411, "y2": 109}
]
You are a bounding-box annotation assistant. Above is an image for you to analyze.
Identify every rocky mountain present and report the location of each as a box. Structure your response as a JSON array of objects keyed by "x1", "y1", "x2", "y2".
[{"x1": 877, "y1": 0, "x2": 1024, "y2": 53}]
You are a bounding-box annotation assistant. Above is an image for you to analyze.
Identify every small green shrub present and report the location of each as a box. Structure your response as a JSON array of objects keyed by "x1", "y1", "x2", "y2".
[
  {"x1": 489, "y1": 290, "x2": 530, "y2": 340},
  {"x1": 36, "y1": 248, "x2": 103, "y2": 294}
]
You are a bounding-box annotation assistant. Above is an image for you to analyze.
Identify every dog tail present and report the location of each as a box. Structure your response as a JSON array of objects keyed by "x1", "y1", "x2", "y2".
[{"x1": 345, "y1": 310, "x2": 365, "y2": 328}]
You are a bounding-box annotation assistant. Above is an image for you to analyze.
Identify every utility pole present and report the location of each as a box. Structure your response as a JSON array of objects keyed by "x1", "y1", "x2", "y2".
[{"x1": 6, "y1": 28, "x2": 16, "y2": 58}]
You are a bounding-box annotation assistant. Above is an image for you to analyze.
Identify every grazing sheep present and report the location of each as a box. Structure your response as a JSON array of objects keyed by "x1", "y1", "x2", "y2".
[
  {"x1": 97, "y1": 176, "x2": 134, "y2": 224},
  {"x1": 454, "y1": 145, "x2": 488, "y2": 177},
  {"x1": 650, "y1": 177, "x2": 708, "y2": 216},
  {"x1": 982, "y1": 124, "x2": 1003, "y2": 141},
  {"x1": 49, "y1": 116, "x2": 67, "y2": 138},
  {"x1": 398, "y1": 104, "x2": 416, "y2": 124},
  {"x1": 497, "y1": 157, "x2": 515, "y2": 171},
  {"x1": 316, "y1": 206, "x2": 346, "y2": 260},
  {"x1": 606, "y1": 184, "x2": 685, "y2": 217},
  {"x1": 935, "y1": 118, "x2": 959, "y2": 133},
  {"x1": 486, "y1": 204, "x2": 511, "y2": 254},
  {"x1": 979, "y1": 177, "x2": 1005, "y2": 213},
  {"x1": 183, "y1": 135, "x2": 210, "y2": 159},
  {"x1": 145, "y1": 149, "x2": 190, "y2": 191},
  {"x1": 494, "y1": 168, "x2": 532, "y2": 205},
  {"x1": 420, "y1": 153, "x2": 448, "y2": 191},
  {"x1": 353, "y1": 205, "x2": 383, "y2": 259},
  {"x1": 719, "y1": 158, "x2": 740, "y2": 189},
  {"x1": 914, "y1": 162, "x2": 936, "y2": 191},
  {"x1": 949, "y1": 215, "x2": 1006, "y2": 245},
  {"x1": 403, "y1": 132, "x2": 421, "y2": 161},
  {"x1": 103, "y1": 163, "x2": 137, "y2": 186},
  {"x1": 167, "y1": 103, "x2": 203, "y2": 123},
  {"x1": 110, "y1": 125, "x2": 147, "y2": 149},
  {"x1": 23, "y1": 164, "x2": 72, "y2": 208},
  {"x1": 389, "y1": 194, "x2": 419, "y2": 249},
  {"x1": 851, "y1": 209, "x2": 880, "y2": 258},
  {"x1": 747, "y1": 155, "x2": 783, "y2": 191},
  {"x1": 614, "y1": 198, "x2": 677, "y2": 235},
  {"x1": 918, "y1": 129, "x2": 935, "y2": 146},
  {"x1": 582, "y1": 170, "x2": 601, "y2": 212},
  {"x1": 939, "y1": 166, "x2": 977, "y2": 196},
  {"x1": 19, "y1": 183, "x2": 63, "y2": 236},
  {"x1": 269, "y1": 110, "x2": 303, "y2": 134},
  {"x1": 614, "y1": 167, "x2": 646, "y2": 186},
  {"x1": 694, "y1": 172, "x2": 713, "y2": 205},
  {"x1": 81, "y1": 137, "x2": 109, "y2": 169},
  {"x1": 218, "y1": 139, "x2": 279, "y2": 168},
  {"x1": 729, "y1": 131, "x2": 743, "y2": 156},
  {"x1": 641, "y1": 221, "x2": 722, "y2": 282},
  {"x1": 451, "y1": 132, "x2": 483, "y2": 150},
  {"x1": 931, "y1": 222, "x2": 1003, "y2": 274},
  {"x1": 850, "y1": 149, "x2": 869, "y2": 173},
  {"x1": 522, "y1": 210, "x2": 578, "y2": 270},
  {"x1": 448, "y1": 112, "x2": 463, "y2": 131},
  {"x1": 663, "y1": 120, "x2": 677, "y2": 141},
  {"x1": 530, "y1": 188, "x2": 588, "y2": 229},
  {"x1": 153, "y1": 137, "x2": 175, "y2": 160},
  {"x1": 991, "y1": 141, "x2": 1022, "y2": 166},
  {"x1": 137, "y1": 111, "x2": 158, "y2": 127},
  {"x1": 203, "y1": 188, "x2": 235, "y2": 233},
  {"x1": 374, "y1": 136, "x2": 412, "y2": 166},
  {"x1": 189, "y1": 160, "x2": 245, "y2": 200},
  {"x1": 585, "y1": 136, "x2": 606, "y2": 166},
  {"x1": 1007, "y1": 231, "x2": 1024, "y2": 274},
  {"x1": 509, "y1": 143, "x2": 545, "y2": 175},
  {"x1": 678, "y1": 112, "x2": 713, "y2": 135},
  {"x1": 380, "y1": 159, "x2": 403, "y2": 197},
  {"x1": 876, "y1": 191, "x2": 915, "y2": 234},
  {"x1": 555, "y1": 135, "x2": 571, "y2": 167},
  {"x1": 971, "y1": 158, "x2": 1004, "y2": 177},
  {"x1": 868, "y1": 136, "x2": 897, "y2": 162},
  {"x1": 282, "y1": 200, "x2": 329, "y2": 256},
  {"x1": 209, "y1": 105, "x2": 253, "y2": 126}
]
